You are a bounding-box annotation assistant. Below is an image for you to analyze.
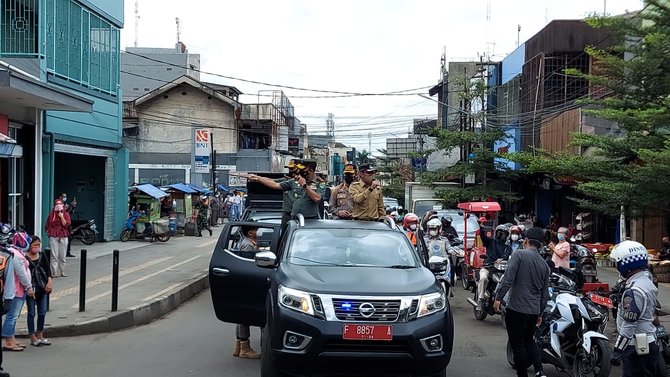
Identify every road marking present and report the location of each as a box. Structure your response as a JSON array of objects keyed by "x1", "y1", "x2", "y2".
[
  {"x1": 141, "y1": 282, "x2": 184, "y2": 301},
  {"x1": 195, "y1": 239, "x2": 218, "y2": 248},
  {"x1": 70, "y1": 254, "x2": 205, "y2": 308}
]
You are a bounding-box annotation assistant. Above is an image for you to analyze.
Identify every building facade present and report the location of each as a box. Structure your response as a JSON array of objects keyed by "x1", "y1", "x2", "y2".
[{"x1": 1, "y1": 0, "x2": 129, "y2": 241}]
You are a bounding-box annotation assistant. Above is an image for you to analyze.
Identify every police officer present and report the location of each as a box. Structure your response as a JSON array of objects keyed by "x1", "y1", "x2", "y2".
[
  {"x1": 477, "y1": 224, "x2": 512, "y2": 310},
  {"x1": 248, "y1": 160, "x2": 325, "y2": 221},
  {"x1": 329, "y1": 163, "x2": 356, "y2": 219},
  {"x1": 610, "y1": 240, "x2": 659, "y2": 376},
  {"x1": 424, "y1": 218, "x2": 449, "y2": 258},
  {"x1": 349, "y1": 163, "x2": 384, "y2": 221}
]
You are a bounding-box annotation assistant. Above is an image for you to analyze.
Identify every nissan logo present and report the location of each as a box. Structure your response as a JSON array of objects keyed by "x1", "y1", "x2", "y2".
[{"x1": 359, "y1": 302, "x2": 376, "y2": 318}]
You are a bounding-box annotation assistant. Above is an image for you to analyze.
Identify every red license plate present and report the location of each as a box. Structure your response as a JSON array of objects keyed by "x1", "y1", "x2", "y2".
[
  {"x1": 590, "y1": 294, "x2": 613, "y2": 308},
  {"x1": 342, "y1": 324, "x2": 393, "y2": 341}
]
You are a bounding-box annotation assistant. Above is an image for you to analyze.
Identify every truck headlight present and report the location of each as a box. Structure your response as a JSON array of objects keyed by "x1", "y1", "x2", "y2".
[
  {"x1": 279, "y1": 286, "x2": 314, "y2": 316},
  {"x1": 418, "y1": 292, "x2": 446, "y2": 318}
]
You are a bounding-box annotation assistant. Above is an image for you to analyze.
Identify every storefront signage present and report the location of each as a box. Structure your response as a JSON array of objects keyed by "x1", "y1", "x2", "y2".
[{"x1": 194, "y1": 128, "x2": 211, "y2": 173}]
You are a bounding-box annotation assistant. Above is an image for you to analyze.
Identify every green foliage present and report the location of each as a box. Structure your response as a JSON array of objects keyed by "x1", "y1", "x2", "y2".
[
  {"x1": 376, "y1": 148, "x2": 413, "y2": 205},
  {"x1": 508, "y1": 1, "x2": 670, "y2": 216}
]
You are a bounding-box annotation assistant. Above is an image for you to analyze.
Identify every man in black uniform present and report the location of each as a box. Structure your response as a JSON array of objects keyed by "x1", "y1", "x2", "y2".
[{"x1": 440, "y1": 215, "x2": 459, "y2": 240}]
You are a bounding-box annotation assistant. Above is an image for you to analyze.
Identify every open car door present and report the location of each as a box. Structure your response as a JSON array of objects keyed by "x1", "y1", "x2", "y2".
[{"x1": 209, "y1": 221, "x2": 281, "y2": 327}]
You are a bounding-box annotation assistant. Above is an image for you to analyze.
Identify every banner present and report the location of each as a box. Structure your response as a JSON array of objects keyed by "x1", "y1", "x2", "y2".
[{"x1": 194, "y1": 128, "x2": 211, "y2": 173}]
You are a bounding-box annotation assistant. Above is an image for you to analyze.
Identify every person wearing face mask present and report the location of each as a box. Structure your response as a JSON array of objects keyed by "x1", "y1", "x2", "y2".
[
  {"x1": 424, "y1": 218, "x2": 449, "y2": 258},
  {"x1": 509, "y1": 225, "x2": 523, "y2": 253},
  {"x1": 329, "y1": 164, "x2": 356, "y2": 220},
  {"x1": 25, "y1": 236, "x2": 53, "y2": 347},
  {"x1": 659, "y1": 236, "x2": 670, "y2": 261},
  {"x1": 477, "y1": 224, "x2": 512, "y2": 310},
  {"x1": 349, "y1": 164, "x2": 385, "y2": 221},
  {"x1": 403, "y1": 213, "x2": 420, "y2": 246},
  {"x1": 548, "y1": 227, "x2": 570, "y2": 269},
  {"x1": 45, "y1": 199, "x2": 71, "y2": 277}
]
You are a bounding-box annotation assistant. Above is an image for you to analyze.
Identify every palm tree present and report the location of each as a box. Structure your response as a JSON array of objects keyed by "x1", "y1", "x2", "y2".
[{"x1": 356, "y1": 150, "x2": 370, "y2": 165}]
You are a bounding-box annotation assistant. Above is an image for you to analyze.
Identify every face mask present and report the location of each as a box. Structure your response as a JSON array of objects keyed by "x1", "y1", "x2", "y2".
[
  {"x1": 62, "y1": 197, "x2": 67, "y2": 202},
  {"x1": 429, "y1": 230, "x2": 438, "y2": 237},
  {"x1": 557, "y1": 234, "x2": 565, "y2": 241},
  {"x1": 30, "y1": 246, "x2": 40, "y2": 253},
  {"x1": 299, "y1": 170, "x2": 308, "y2": 178},
  {"x1": 344, "y1": 175, "x2": 354, "y2": 184},
  {"x1": 409, "y1": 224, "x2": 417, "y2": 231},
  {"x1": 511, "y1": 235, "x2": 519, "y2": 241},
  {"x1": 54, "y1": 205, "x2": 64, "y2": 212}
]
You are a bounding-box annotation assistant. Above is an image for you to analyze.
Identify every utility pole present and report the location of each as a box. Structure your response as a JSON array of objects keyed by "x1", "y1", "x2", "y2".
[
  {"x1": 517, "y1": 25, "x2": 521, "y2": 48},
  {"x1": 134, "y1": 0, "x2": 140, "y2": 47},
  {"x1": 368, "y1": 132, "x2": 372, "y2": 157},
  {"x1": 175, "y1": 17, "x2": 181, "y2": 44},
  {"x1": 211, "y1": 132, "x2": 216, "y2": 195},
  {"x1": 326, "y1": 113, "x2": 335, "y2": 137}
]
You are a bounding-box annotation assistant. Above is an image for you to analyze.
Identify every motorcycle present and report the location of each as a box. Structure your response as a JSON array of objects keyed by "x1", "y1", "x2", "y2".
[
  {"x1": 466, "y1": 258, "x2": 508, "y2": 321},
  {"x1": 425, "y1": 238, "x2": 454, "y2": 297},
  {"x1": 570, "y1": 242, "x2": 599, "y2": 290},
  {"x1": 507, "y1": 270, "x2": 613, "y2": 377},
  {"x1": 70, "y1": 218, "x2": 98, "y2": 245},
  {"x1": 444, "y1": 235, "x2": 465, "y2": 289},
  {"x1": 120, "y1": 209, "x2": 171, "y2": 242}
]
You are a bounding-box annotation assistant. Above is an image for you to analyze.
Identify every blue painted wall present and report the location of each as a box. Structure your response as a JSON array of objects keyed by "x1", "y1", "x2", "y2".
[
  {"x1": 79, "y1": 0, "x2": 124, "y2": 27},
  {"x1": 501, "y1": 44, "x2": 525, "y2": 85}
]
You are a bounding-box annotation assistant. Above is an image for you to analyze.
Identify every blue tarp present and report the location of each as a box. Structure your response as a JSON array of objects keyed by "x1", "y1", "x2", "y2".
[
  {"x1": 217, "y1": 185, "x2": 229, "y2": 191},
  {"x1": 130, "y1": 184, "x2": 168, "y2": 199},
  {"x1": 186, "y1": 183, "x2": 208, "y2": 193},
  {"x1": 165, "y1": 183, "x2": 197, "y2": 194}
]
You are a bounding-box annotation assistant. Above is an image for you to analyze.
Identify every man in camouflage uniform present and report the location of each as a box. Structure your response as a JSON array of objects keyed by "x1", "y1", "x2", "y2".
[
  {"x1": 329, "y1": 163, "x2": 356, "y2": 219},
  {"x1": 194, "y1": 196, "x2": 212, "y2": 237}
]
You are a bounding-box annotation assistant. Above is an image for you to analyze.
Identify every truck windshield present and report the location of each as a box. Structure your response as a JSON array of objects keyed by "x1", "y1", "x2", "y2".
[
  {"x1": 414, "y1": 200, "x2": 445, "y2": 219},
  {"x1": 287, "y1": 229, "x2": 419, "y2": 268}
]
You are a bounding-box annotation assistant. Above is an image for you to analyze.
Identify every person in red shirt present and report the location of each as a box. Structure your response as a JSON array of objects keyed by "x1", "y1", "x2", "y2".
[{"x1": 45, "y1": 199, "x2": 71, "y2": 277}]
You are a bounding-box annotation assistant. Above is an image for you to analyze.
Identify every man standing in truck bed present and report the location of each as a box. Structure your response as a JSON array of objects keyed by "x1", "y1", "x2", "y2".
[{"x1": 349, "y1": 163, "x2": 385, "y2": 221}]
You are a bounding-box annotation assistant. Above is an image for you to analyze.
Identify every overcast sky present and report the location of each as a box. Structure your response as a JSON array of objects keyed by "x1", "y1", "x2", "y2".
[{"x1": 121, "y1": 0, "x2": 643, "y2": 153}]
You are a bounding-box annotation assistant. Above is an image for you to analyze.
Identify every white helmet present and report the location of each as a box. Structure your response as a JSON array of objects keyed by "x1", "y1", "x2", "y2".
[
  {"x1": 426, "y1": 218, "x2": 441, "y2": 229},
  {"x1": 610, "y1": 240, "x2": 648, "y2": 275}
]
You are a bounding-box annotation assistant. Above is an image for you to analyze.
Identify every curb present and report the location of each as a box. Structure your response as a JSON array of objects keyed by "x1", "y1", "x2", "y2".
[{"x1": 22, "y1": 273, "x2": 210, "y2": 338}]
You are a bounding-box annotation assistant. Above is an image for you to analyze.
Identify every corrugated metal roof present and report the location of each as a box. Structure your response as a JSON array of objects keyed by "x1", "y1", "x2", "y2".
[{"x1": 130, "y1": 184, "x2": 168, "y2": 199}]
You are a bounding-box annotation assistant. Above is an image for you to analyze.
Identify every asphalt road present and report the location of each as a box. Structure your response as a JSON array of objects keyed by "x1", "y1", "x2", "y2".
[{"x1": 4, "y1": 285, "x2": 624, "y2": 377}]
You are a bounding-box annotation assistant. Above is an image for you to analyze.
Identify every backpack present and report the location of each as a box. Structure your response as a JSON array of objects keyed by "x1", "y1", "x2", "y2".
[{"x1": 0, "y1": 247, "x2": 14, "y2": 295}]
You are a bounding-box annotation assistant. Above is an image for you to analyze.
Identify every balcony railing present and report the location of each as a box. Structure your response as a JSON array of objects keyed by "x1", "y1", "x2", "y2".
[{"x1": 0, "y1": 0, "x2": 41, "y2": 57}]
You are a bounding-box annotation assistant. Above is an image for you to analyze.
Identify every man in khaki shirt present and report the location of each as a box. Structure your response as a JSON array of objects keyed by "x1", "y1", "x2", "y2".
[{"x1": 349, "y1": 163, "x2": 385, "y2": 221}]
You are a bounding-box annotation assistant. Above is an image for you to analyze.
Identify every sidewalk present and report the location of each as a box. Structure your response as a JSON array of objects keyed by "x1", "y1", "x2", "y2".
[{"x1": 15, "y1": 227, "x2": 223, "y2": 338}]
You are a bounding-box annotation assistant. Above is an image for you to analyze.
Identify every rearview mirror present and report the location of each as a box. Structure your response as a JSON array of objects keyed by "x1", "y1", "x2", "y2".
[{"x1": 255, "y1": 251, "x2": 277, "y2": 268}]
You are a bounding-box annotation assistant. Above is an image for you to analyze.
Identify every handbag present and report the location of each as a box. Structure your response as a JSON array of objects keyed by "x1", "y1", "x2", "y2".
[{"x1": 29, "y1": 255, "x2": 48, "y2": 295}]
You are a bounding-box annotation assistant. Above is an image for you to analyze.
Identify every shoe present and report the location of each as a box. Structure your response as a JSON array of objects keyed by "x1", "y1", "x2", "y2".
[
  {"x1": 232, "y1": 339, "x2": 241, "y2": 357},
  {"x1": 0, "y1": 369, "x2": 9, "y2": 377},
  {"x1": 39, "y1": 339, "x2": 51, "y2": 346},
  {"x1": 30, "y1": 340, "x2": 42, "y2": 347},
  {"x1": 476, "y1": 298, "x2": 484, "y2": 311},
  {"x1": 535, "y1": 372, "x2": 547, "y2": 377},
  {"x1": 60, "y1": 273, "x2": 68, "y2": 277},
  {"x1": 66, "y1": 253, "x2": 75, "y2": 258},
  {"x1": 208, "y1": 229, "x2": 213, "y2": 236},
  {"x1": 238, "y1": 340, "x2": 261, "y2": 359}
]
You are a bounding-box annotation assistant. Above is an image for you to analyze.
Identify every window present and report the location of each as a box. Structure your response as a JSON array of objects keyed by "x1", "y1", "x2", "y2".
[
  {"x1": 143, "y1": 88, "x2": 149, "y2": 91},
  {"x1": 0, "y1": 0, "x2": 39, "y2": 56},
  {"x1": 45, "y1": 0, "x2": 120, "y2": 95},
  {"x1": 166, "y1": 67, "x2": 172, "y2": 71}
]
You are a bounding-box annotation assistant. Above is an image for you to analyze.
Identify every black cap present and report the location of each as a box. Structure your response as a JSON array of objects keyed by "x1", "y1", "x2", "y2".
[
  {"x1": 297, "y1": 159, "x2": 317, "y2": 170},
  {"x1": 524, "y1": 227, "x2": 546, "y2": 244},
  {"x1": 359, "y1": 163, "x2": 377, "y2": 173}
]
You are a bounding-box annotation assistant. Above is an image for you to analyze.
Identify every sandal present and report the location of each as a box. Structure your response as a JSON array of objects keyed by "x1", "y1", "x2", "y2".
[{"x1": 2, "y1": 345, "x2": 24, "y2": 352}]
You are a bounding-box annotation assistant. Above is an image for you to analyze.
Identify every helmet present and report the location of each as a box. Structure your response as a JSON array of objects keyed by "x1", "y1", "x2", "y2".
[
  {"x1": 426, "y1": 218, "x2": 441, "y2": 230},
  {"x1": 478, "y1": 216, "x2": 487, "y2": 224},
  {"x1": 440, "y1": 215, "x2": 453, "y2": 227},
  {"x1": 509, "y1": 225, "x2": 522, "y2": 235},
  {"x1": 403, "y1": 213, "x2": 419, "y2": 228},
  {"x1": 0, "y1": 223, "x2": 12, "y2": 246},
  {"x1": 517, "y1": 214, "x2": 527, "y2": 222},
  {"x1": 494, "y1": 224, "x2": 509, "y2": 240},
  {"x1": 610, "y1": 240, "x2": 648, "y2": 275}
]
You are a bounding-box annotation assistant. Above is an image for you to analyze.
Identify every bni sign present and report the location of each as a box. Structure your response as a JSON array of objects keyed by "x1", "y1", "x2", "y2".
[{"x1": 194, "y1": 128, "x2": 211, "y2": 173}]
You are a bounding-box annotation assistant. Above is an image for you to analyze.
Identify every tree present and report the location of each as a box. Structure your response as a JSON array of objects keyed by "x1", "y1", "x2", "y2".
[
  {"x1": 376, "y1": 148, "x2": 413, "y2": 205},
  {"x1": 508, "y1": 0, "x2": 670, "y2": 217},
  {"x1": 423, "y1": 72, "x2": 523, "y2": 206},
  {"x1": 356, "y1": 150, "x2": 371, "y2": 165}
]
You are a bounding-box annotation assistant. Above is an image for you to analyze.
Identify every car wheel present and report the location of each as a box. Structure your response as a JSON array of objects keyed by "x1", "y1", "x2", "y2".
[{"x1": 261, "y1": 327, "x2": 288, "y2": 377}]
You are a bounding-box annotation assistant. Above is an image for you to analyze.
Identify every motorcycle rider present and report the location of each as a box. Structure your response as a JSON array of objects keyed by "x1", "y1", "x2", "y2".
[
  {"x1": 440, "y1": 215, "x2": 459, "y2": 241},
  {"x1": 609, "y1": 240, "x2": 659, "y2": 376},
  {"x1": 477, "y1": 224, "x2": 512, "y2": 310},
  {"x1": 508, "y1": 225, "x2": 523, "y2": 253},
  {"x1": 494, "y1": 227, "x2": 550, "y2": 377},
  {"x1": 424, "y1": 218, "x2": 449, "y2": 258},
  {"x1": 403, "y1": 213, "x2": 420, "y2": 246}
]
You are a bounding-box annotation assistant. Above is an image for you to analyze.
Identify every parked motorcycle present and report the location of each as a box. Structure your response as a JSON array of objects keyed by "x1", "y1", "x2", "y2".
[
  {"x1": 70, "y1": 218, "x2": 97, "y2": 245},
  {"x1": 120, "y1": 209, "x2": 170, "y2": 242},
  {"x1": 466, "y1": 258, "x2": 508, "y2": 321},
  {"x1": 570, "y1": 242, "x2": 599, "y2": 289},
  {"x1": 507, "y1": 274, "x2": 612, "y2": 377}
]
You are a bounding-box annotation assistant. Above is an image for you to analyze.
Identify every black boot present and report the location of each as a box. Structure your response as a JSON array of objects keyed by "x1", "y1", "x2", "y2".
[
  {"x1": 208, "y1": 228, "x2": 213, "y2": 236},
  {"x1": 67, "y1": 252, "x2": 75, "y2": 257}
]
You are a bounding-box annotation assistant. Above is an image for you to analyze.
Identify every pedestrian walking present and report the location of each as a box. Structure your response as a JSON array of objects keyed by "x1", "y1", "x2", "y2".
[
  {"x1": 349, "y1": 163, "x2": 384, "y2": 221},
  {"x1": 328, "y1": 163, "x2": 356, "y2": 219},
  {"x1": 494, "y1": 227, "x2": 550, "y2": 377},
  {"x1": 45, "y1": 199, "x2": 71, "y2": 277},
  {"x1": 60, "y1": 193, "x2": 77, "y2": 258},
  {"x1": 25, "y1": 236, "x2": 52, "y2": 347},
  {"x1": 609, "y1": 240, "x2": 659, "y2": 376},
  {"x1": 2, "y1": 226, "x2": 34, "y2": 352},
  {"x1": 194, "y1": 196, "x2": 212, "y2": 237}
]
